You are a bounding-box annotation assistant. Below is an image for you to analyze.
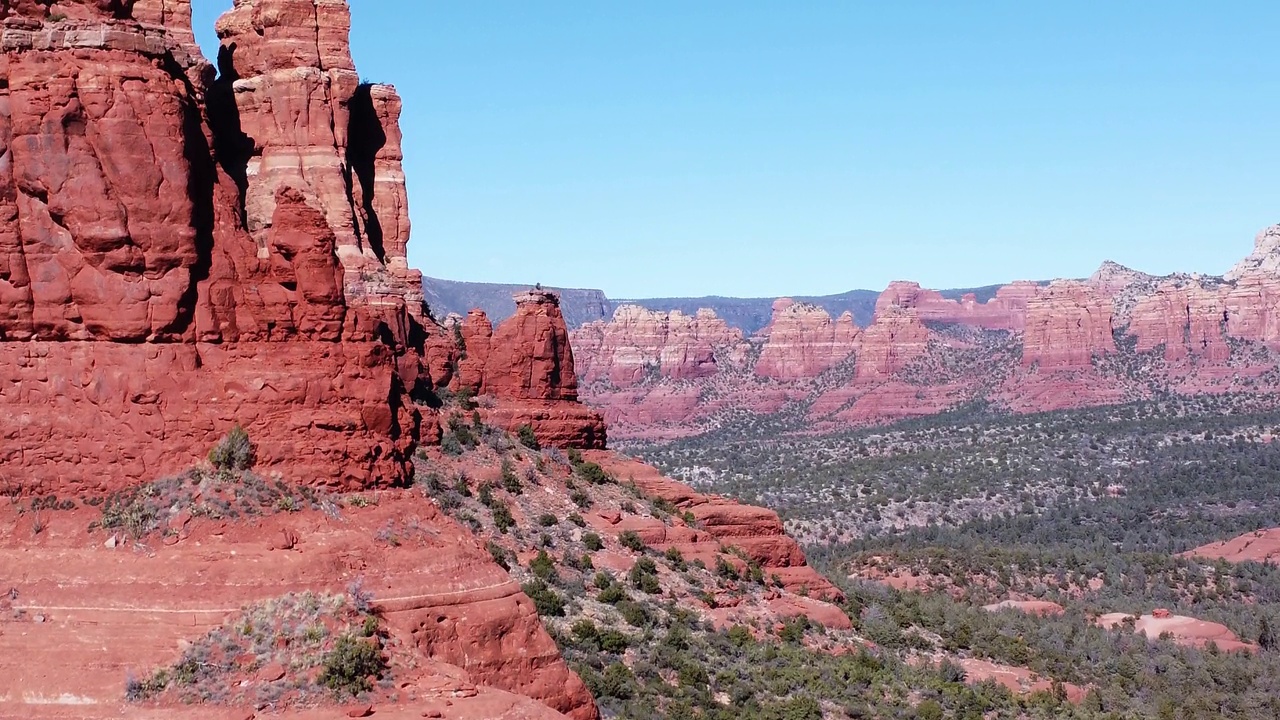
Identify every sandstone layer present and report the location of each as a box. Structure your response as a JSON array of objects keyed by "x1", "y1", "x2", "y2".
[{"x1": 0, "y1": 491, "x2": 594, "y2": 719}]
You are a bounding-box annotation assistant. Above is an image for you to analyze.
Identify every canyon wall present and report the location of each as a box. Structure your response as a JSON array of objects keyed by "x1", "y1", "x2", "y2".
[{"x1": 0, "y1": 0, "x2": 602, "y2": 495}]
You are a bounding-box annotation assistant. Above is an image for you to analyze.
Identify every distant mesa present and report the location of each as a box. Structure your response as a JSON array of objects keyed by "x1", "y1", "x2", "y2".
[{"x1": 545, "y1": 224, "x2": 1280, "y2": 440}]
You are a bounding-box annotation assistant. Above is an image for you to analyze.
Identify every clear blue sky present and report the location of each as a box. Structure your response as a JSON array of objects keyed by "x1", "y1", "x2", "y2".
[{"x1": 192, "y1": 1, "x2": 1280, "y2": 298}]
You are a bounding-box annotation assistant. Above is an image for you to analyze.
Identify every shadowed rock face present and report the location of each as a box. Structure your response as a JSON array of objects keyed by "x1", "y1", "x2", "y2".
[{"x1": 0, "y1": 1, "x2": 605, "y2": 493}]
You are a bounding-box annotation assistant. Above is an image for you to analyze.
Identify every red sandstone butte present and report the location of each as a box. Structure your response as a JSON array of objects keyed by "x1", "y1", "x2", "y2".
[
  {"x1": 1022, "y1": 281, "x2": 1116, "y2": 369},
  {"x1": 0, "y1": 0, "x2": 604, "y2": 495},
  {"x1": 453, "y1": 291, "x2": 606, "y2": 449},
  {"x1": 755, "y1": 299, "x2": 860, "y2": 380},
  {"x1": 572, "y1": 304, "x2": 747, "y2": 386},
  {"x1": 854, "y1": 301, "x2": 930, "y2": 381}
]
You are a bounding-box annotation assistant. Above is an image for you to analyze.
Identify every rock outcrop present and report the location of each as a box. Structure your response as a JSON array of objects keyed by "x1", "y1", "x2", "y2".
[
  {"x1": 876, "y1": 280, "x2": 1036, "y2": 331},
  {"x1": 1226, "y1": 224, "x2": 1280, "y2": 281},
  {"x1": 1096, "y1": 610, "x2": 1256, "y2": 653},
  {"x1": 855, "y1": 298, "x2": 930, "y2": 380},
  {"x1": 1022, "y1": 281, "x2": 1116, "y2": 369},
  {"x1": 1128, "y1": 280, "x2": 1231, "y2": 360},
  {"x1": 585, "y1": 452, "x2": 844, "y2": 602},
  {"x1": 572, "y1": 304, "x2": 747, "y2": 386},
  {"x1": 0, "y1": 1, "x2": 603, "y2": 496},
  {"x1": 755, "y1": 299, "x2": 859, "y2": 380},
  {"x1": 454, "y1": 291, "x2": 606, "y2": 449}
]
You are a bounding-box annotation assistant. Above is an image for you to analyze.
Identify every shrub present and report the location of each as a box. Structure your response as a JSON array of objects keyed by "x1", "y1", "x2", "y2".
[
  {"x1": 487, "y1": 541, "x2": 511, "y2": 571},
  {"x1": 664, "y1": 546, "x2": 686, "y2": 570},
  {"x1": 567, "y1": 512, "x2": 586, "y2": 527},
  {"x1": 617, "y1": 599, "x2": 651, "y2": 627},
  {"x1": 517, "y1": 424, "x2": 540, "y2": 450},
  {"x1": 599, "y1": 629, "x2": 630, "y2": 653},
  {"x1": 583, "y1": 532, "x2": 604, "y2": 551},
  {"x1": 521, "y1": 579, "x2": 565, "y2": 616},
  {"x1": 715, "y1": 556, "x2": 740, "y2": 581},
  {"x1": 618, "y1": 530, "x2": 646, "y2": 552},
  {"x1": 125, "y1": 670, "x2": 168, "y2": 701},
  {"x1": 501, "y1": 460, "x2": 522, "y2": 494},
  {"x1": 537, "y1": 513, "x2": 558, "y2": 527},
  {"x1": 598, "y1": 583, "x2": 627, "y2": 605},
  {"x1": 629, "y1": 556, "x2": 660, "y2": 594},
  {"x1": 318, "y1": 634, "x2": 387, "y2": 697},
  {"x1": 576, "y1": 461, "x2": 612, "y2": 485},
  {"x1": 530, "y1": 549, "x2": 557, "y2": 581},
  {"x1": 587, "y1": 662, "x2": 635, "y2": 701},
  {"x1": 570, "y1": 488, "x2": 592, "y2": 509},
  {"x1": 491, "y1": 503, "x2": 515, "y2": 534},
  {"x1": 208, "y1": 424, "x2": 253, "y2": 471}
]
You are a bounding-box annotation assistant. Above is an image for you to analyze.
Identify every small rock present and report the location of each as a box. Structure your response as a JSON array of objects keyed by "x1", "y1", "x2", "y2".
[
  {"x1": 33, "y1": 614, "x2": 46, "y2": 623},
  {"x1": 344, "y1": 703, "x2": 373, "y2": 717},
  {"x1": 256, "y1": 663, "x2": 285, "y2": 682},
  {"x1": 104, "y1": 535, "x2": 118, "y2": 549}
]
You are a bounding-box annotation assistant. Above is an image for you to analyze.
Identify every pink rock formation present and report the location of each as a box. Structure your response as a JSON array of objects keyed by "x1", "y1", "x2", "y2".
[
  {"x1": 1129, "y1": 281, "x2": 1231, "y2": 360},
  {"x1": 1022, "y1": 281, "x2": 1116, "y2": 369},
  {"x1": 755, "y1": 299, "x2": 859, "y2": 380},
  {"x1": 982, "y1": 600, "x2": 1066, "y2": 617},
  {"x1": 855, "y1": 304, "x2": 929, "y2": 380},
  {"x1": 1185, "y1": 528, "x2": 1280, "y2": 565},
  {"x1": 572, "y1": 305, "x2": 746, "y2": 386},
  {"x1": 1097, "y1": 611, "x2": 1256, "y2": 653},
  {"x1": 876, "y1": 280, "x2": 1037, "y2": 331}
]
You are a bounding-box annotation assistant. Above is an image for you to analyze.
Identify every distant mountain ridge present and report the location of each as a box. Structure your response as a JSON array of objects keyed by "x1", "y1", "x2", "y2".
[{"x1": 423, "y1": 276, "x2": 1012, "y2": 332}]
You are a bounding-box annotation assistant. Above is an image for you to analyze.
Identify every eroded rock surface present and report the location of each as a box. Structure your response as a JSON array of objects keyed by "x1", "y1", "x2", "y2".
[{"x1": 0, "y1": 0, "x2": 605, "y2": 494}]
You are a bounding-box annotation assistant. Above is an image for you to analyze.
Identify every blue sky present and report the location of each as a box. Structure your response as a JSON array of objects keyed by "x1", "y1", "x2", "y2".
[{"x1": 192, "y1": 1, "x2": 1280, "y2": 298}]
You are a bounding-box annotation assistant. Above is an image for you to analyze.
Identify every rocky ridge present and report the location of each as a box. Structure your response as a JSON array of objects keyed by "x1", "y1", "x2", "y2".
[{"x1": 571, "y1": 226, "x2": 1280, "y2": 439}]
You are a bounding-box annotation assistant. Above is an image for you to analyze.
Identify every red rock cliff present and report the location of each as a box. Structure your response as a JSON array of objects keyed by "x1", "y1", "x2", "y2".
[
  {"x1": 0, "y1": 1, "x2": 600, "y2": 496},
  {"x1": 572, "y1": 304, "x2": 747, "y2": 386},
  {"x1": 755, "y1": 299, "x2": 860, "y2": 380},
  {"x1": 454, "y1": 291, "x2": 607, "y2": 449},
  {"x1": 1022, "y1": 281, "x2": 1117, "y2": 369}
]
